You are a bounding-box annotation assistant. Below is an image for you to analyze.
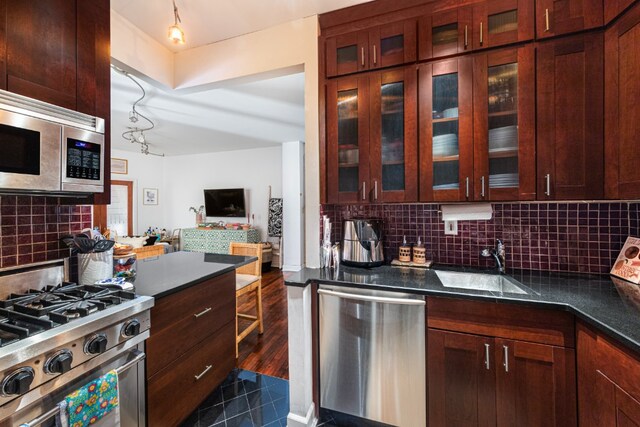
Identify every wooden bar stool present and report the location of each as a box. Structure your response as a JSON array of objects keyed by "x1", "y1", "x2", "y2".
[{"x1": 229, "y1": 242, "x2": 264, "y2": 358}]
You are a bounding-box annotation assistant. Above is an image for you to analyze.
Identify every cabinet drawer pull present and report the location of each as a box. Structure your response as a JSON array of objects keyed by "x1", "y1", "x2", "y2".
[
  {"x1": 362, "y1": 181, "x2": 366, "y2": 201},
  {"x1": 480, "y1": 22, "x2": 483, "y2": 45},
  {"x1": 374, "y1": 180, "x2": 378, "y2": 201},
  {"x1": 503, "y1": 345, "x2": 509, "y2": 372},
  {"x1": 465, "y1": 177, "x2": 470, "y2": 199},
  {"x1": 544, "y1": 174, "x2": 551, "y2": 196},
  {"x1": 545, "y1": 9, "x2": 550, "y2": 32},
  {"x1": 373, "y1": 44, "x2": 377, "y2": 65},
  {"x1": 480, "y1": 176, "x2": 486, "y2": 198},
  {"x1": 194, "y1": 365, "x2": 212, "y2": 380},
  {"x1": 464, "y1": 25, "x2": 468, "y2": 48},
  {"x1": 361, "y1": 47, "x2": 365, "y2": 67},
  {"x1": 484, "y1": 343, "x2": 491, "y2": 370},
  {"x1": 194, "y1": 307, "x2": 212, "y2": 318}
]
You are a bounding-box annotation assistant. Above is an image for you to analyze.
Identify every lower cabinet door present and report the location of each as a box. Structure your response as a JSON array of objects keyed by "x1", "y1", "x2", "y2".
[
  {"x1": 428, "y1": 329, "x2": 496, "y2": 427},
  {"x1": 147, "y1": 322, "x2": 235, "y2": 427},
  {"x1": 495, "y1": 339, "x2": 577, "y2": 427}
]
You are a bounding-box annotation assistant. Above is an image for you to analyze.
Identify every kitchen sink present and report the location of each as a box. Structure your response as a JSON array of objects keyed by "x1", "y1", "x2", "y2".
[{"x1": 435, "y1": 270, "x2": 529, "y2": 294}]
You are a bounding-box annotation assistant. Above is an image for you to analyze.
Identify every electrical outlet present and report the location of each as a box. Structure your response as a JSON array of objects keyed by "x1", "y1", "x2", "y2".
[{"x1": 444, "y1": 220, "x2": 458, "y2": 235}]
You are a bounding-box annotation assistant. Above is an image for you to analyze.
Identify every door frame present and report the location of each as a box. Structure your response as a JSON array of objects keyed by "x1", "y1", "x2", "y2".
[{"x1": 93, "y1": 180, "x2": 134, "y2": 235}]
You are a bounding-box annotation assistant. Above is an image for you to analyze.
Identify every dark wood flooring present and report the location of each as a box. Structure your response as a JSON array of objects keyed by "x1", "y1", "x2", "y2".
[{"x1": 236, "y1": 268, "x2": 289, "y2": 379}]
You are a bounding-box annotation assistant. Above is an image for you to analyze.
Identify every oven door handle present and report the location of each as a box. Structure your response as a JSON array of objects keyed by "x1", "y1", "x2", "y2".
[{"x1": 19, "y1": 350, "x2": 146, "y2": 427}]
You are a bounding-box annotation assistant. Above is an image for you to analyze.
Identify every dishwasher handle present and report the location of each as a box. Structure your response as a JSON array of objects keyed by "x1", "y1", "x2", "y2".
[{"x1": 318, "y1": 288, "x2": 426, "y2": 306}]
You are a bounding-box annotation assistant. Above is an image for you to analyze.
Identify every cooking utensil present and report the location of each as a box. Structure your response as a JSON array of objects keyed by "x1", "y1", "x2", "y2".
[
  {"x1": 73, "y1": 236, "x2": 96, "y2": 253},
  {"x1": 93, "y1": 239, "x2": 115, "y2": 253}
]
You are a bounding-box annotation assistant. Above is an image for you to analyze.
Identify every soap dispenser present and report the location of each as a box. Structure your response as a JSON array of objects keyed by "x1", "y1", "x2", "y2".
[
  {"x1": 399, "y1": 235, "x2": 411, "y2": 262},
  {"x1": 413, "y1": 236, "x2": 426, "y2": 264}
]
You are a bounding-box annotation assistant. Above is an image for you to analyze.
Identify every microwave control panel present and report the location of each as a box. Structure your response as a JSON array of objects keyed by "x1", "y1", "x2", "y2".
[{"x1": 66, "y1": 139, "x2": 101, "y2": 180}]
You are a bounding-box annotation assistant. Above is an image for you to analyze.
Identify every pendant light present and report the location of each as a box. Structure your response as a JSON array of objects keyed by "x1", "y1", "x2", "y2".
[{"x1": 168, "y1": 0, "x2": 185, "y2": 45}]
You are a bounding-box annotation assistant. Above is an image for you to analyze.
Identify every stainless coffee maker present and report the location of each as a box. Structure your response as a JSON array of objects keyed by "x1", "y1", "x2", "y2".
[{"x1": 341, "y1": 219, "x2": 384, "y2": 268}]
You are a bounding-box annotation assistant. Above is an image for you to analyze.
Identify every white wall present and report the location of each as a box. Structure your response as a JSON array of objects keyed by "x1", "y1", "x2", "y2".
[
  {"x1": 110, "y1": 13, "x2": 320, "y2": 267},
  {"x1": 110, "y1": 149, "x2": 166, "y2": 235},
  {"x1": 162, "y1": 146, "x2": 282, "y2": 240}
]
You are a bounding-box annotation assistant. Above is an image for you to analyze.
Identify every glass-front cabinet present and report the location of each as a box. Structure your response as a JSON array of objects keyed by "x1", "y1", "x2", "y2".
[
  {"x1": 326, "y1": 67, "x2": 417, "y2": 203},
  {"x1": 326, "y1": 75, "x2": 370, "y2": 203},
  {"x1": 418, "y1": 6, "x2": 473, "y2": 60},
  {"x1": 326, "y1": 20, "x2": 416, "y2": 78},
  {"x1": 473, "y1": 45, "x2": 535, "y2": 201},
  {"x1": 419, "y1": 57, "x2": 473, "y2": 201},
  {"x1": 473, "y1": 0, "x2": 534, "y2": 50},
  {"x1": 369, "y1": 67, "x2": 417, "y2": 202}
]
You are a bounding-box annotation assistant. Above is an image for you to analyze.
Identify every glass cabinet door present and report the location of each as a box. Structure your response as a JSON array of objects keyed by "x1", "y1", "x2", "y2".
[
  {"x1": 473, "y1": 0, "x2": 534, "y2": 50},
  {"x1": 419, "y1": 58, "x2": 473, "y2": 201},
  {"x1": 326, "y1": 31, "x2": 368, "y2": 77},
  {"x1": 369, "y1": 20, "x2": 417, "y2": 70},
  {"x1": 418, "y1": 7, "x2": 473, "y2": 61},
  {"x1": 370, "y1": 67, "x2": 417, "y2": 202},
  {"x1": 327, "y1": 76, "x2": 370, "y2": 203},
  {"x1": 473, "y1": 46, "x2": 535, "y2": 201}
]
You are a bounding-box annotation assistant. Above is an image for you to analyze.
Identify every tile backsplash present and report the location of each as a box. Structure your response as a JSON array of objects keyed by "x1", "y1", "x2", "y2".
[
  {"x1": 321, "y1": 202, "x2": 640, "y2": 275},
  {"x1": 0, "y1": 196, "x2": 92, "y2": 269}
]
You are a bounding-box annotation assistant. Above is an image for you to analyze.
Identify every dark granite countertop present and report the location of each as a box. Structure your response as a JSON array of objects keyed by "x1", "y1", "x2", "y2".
[
  {"x1": 285, "y1": 265, "x2": 640, "y2": 353},
  {"x1": 133, "y1": 251, "x2": 256, "y2": 298}
]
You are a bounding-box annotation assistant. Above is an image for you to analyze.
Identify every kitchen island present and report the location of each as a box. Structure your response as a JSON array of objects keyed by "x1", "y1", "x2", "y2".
[
  {"x1": 134, "y1": 251, "x2": 256, "y2": 426},
  {"x1": 285, "y1": 265, "x2": 640, "y2": 426}
]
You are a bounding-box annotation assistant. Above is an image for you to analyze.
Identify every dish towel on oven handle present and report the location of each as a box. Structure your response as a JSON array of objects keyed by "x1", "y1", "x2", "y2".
[{"x1": 55, "y1": 369, "x2": 120, "y2": 427}]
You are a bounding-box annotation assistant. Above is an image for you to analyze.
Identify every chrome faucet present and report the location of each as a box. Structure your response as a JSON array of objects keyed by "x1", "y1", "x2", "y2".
[{"x1": 481, "y1": 239, "x2": 506, "y2": 274}]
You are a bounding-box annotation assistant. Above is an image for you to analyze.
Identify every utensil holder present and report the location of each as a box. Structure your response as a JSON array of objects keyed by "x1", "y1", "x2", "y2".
[{"x1": 78, "y1": 250, "x2": 113, "y2": 285}]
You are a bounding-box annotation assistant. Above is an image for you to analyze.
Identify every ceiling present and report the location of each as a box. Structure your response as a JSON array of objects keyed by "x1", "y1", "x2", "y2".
[
  {"x1": 111, "y1": 0, "x2": 372, "y2": 52},
  {"x1": 111, "y1": 68, "x2": 305, "y2": 156}
]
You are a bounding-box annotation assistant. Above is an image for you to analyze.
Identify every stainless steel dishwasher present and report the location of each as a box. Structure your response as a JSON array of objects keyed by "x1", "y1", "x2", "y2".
[{"x1": 318, "y1": 284, "x2": 426, "y2": 427}]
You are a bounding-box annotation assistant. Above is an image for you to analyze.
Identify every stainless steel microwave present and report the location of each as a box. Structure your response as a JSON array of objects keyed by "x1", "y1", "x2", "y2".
[{"x1": 0, "y1": 90, "x2": 105, "y2": 195}]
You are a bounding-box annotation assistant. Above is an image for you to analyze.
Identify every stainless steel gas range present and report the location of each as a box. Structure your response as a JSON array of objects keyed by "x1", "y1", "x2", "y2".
[{"x1": 0, "y1": 260, "x2": 153, "y2": 427}]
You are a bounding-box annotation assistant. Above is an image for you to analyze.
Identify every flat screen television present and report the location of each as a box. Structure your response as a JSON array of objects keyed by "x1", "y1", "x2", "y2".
[{"x1": 203, "y1": 188, "x2": 246, "y2": 217}]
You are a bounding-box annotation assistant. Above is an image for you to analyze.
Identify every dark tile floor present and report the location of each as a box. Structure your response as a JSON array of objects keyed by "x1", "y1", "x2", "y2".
[{"x1": 180, "y1": 369, "x2": 290, "y2": 427}]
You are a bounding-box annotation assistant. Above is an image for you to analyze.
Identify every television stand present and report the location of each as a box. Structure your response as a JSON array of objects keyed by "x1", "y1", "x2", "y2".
[{"x1": 182, "y1": 227, "x2": 260, "y2": 254}]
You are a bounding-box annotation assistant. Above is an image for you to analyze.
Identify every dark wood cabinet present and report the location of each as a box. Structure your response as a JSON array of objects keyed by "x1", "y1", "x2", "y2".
[
  {"x1": 5, "y1": 0, "x2": 77, "y2": 110},
  {"x1": 419, "y1": 56, "x2": 474, "y2": 201},
  {"x1": 428, "y1": 297, "x2": 577, "y2": 427},
  {"x1": 428, "y1": 329, "x2": 496, "y2": 426},
  {"x1": 418, "y1": 5, "x2": 474, "y2": 61},
  {"x1": 578, "y1": 321, "x2": 640, "y2": 427},
  {"x1": 536, "y1": 0, "x2": 603, "y2": 38},
  {"x1": 147, "y1": 272, "x2": 236, "y2": 426},
  {"x1": 473, "y1": 45, "x2": 536, "y2": 201},
  {"x1": 472, "y1": 0, "x2": 534, "y2": 50},
  {"x1": 605, "y1": 1, "x2": 640, "y2": 199},
  {"x1": 327, "y1": 66, "x2": 417, "y2": 203},
  {"x1": 326, "y1": 20, "x2": 416, "y2": 78},
  {"x1": 605, "y1": 0, "x2": 638, "y2": 24},
  {"x1": 495, "y1": 339, "x2": 577, "y2": 426},
  {"x1": 536, "y1": 32, "x2": 604, "y2": 200}
]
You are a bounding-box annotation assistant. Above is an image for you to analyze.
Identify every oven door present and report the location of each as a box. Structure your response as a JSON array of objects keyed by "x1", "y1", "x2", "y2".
[
  {"x1": 0, "y1": 109, "x2": 62, "y2": 192},
  {"x1": 61, "y1": 126, "x2": 104, "y2": 193},
  {"x1": 2, "y1": 346, "x2": 146, "y2": 427}
]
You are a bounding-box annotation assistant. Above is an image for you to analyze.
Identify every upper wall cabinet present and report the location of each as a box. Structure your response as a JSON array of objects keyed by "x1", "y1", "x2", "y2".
[
  {"x1": 5, "y1": 0, "x2": 78, "y2": 110},
  {"x1": 326, "y1": 66, "x2": 417, "y2": 203},
  {"x1": 537, "y1": 32, "x2": 604, "y2": 200},
  {"x1": 418, "y1": 0, "x2": 534, "y2": 62},
  {"x1": 326, "y1": 20, "x2": 416, "y2": 78},
  {"x1": 418, "y1": 5, "x2": 474, "y2": 61},
  {"x1": 472, "y1": 0, "x2": 534, "y2": 50},
  {"x1": 473, "y1": 45, "x2": 536, "y2": 201},
  {"x1": 605, "y1": 1, "x2": 640, "y2": 199},
  {"x1": 536, "y1": 0, "x2": 603, "y2": 39},
  {"x1": 605, "y1": 0, "x2": 637, "y2": 24}
]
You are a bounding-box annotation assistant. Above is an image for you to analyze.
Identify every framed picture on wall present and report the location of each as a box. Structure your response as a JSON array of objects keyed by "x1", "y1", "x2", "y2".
[
  {"x1": 111, "y1": 158, "x2": 128, "y2": 174},
  {"x1": 143, "y1": 188, "x2": 158, "y2": 205}
]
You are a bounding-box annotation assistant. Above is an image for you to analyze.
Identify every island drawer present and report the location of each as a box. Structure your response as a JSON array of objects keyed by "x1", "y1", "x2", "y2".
[
  {"x1": 147, "y1": 320, "x2": 235, "y2": 427},
  {"x1": 427, "y1": 297, "x2": 575, "y2": 348}
]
